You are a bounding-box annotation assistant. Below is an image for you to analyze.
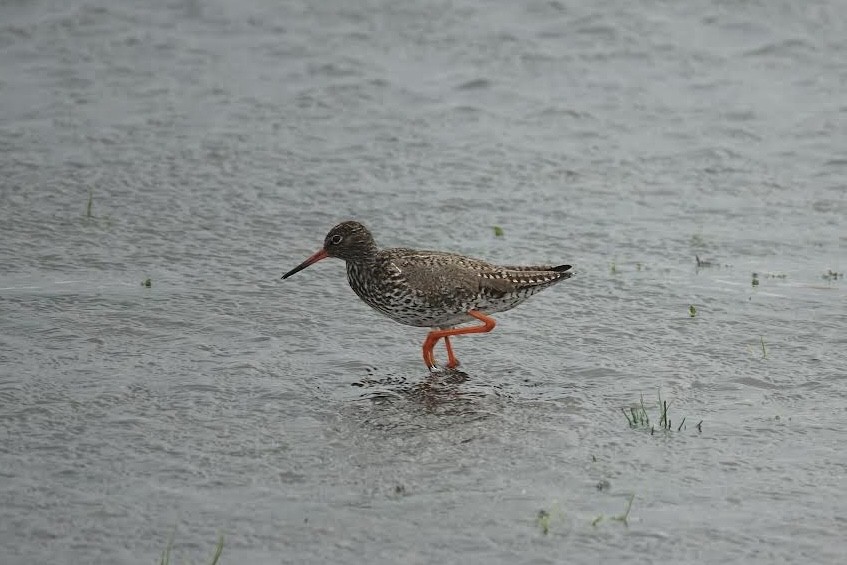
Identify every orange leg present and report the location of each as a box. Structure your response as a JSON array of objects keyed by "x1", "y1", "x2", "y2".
[
  {"x1": 422, "y1": 333, "x2": 440, "y2": 369},
  {"x1": 443, "y1": 337, "x2": 459, "y2": 369},
  {"x1": 421, "y1": 310, "x2": 497, "y2": 370}
]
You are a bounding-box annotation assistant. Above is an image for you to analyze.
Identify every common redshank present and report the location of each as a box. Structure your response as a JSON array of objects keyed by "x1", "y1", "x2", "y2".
[{"x1": 281, "y1": 221, "x2": 573, "y2": 370}]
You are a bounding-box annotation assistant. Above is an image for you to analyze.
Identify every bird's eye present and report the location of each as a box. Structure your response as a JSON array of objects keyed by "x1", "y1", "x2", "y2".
[{"x1": 330, "y1": 234, "x2": 343, "y2": 245}]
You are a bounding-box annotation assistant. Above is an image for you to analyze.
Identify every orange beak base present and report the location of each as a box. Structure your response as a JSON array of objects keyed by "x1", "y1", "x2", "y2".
[{"x1": 281, "y1": 249, "x2": 329, "y2": 279}]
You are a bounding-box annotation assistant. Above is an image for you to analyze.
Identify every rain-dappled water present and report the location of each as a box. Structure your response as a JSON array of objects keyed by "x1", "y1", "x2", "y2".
[{"x1": 1, "y1": 0, "x2": 845, "y2": 563}]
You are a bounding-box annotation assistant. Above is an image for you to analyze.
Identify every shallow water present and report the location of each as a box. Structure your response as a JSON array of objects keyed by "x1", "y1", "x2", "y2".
[{"x1": 1, "y1": 0, "x2": 845, "y2": 563}]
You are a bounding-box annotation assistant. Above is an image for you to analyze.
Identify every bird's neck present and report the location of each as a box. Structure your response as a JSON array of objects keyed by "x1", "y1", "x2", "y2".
[
  {"x1": 346, "y1": 247, "x2": 380, "y2": 272},
  {"x1": 345, "y1": 252, "x2": 384, "y2": 299}
]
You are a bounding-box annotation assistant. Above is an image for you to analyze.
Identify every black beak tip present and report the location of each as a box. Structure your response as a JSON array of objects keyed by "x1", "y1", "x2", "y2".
[{"x1": 280, "y1": 265, "x2": 304, "y2": 280}]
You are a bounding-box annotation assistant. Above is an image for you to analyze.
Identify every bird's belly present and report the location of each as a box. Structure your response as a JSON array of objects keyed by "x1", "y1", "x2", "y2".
[
  {"x1": 363, "y1": 293, "x2": 469, "y2": 328},
  {"x1": 348, "y1": 285, "x2": 457, "y2": 328},
  {"x1": 346, "y1": 266, "x2": 539, "y2": 328},
  {"x1": 361, "y1": 289, "x2": 531, "y2": 328}
]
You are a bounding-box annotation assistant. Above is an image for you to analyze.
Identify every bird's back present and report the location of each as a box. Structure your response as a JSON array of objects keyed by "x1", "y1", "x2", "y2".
[{"x1": 346, "y1": 247, "x2": 572, "y2": 328}]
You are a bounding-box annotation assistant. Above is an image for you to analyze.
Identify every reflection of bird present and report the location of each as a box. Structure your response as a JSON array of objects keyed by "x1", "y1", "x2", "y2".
[{"x1": 282, "y1": 221, "x2": 573, "y2": 370}]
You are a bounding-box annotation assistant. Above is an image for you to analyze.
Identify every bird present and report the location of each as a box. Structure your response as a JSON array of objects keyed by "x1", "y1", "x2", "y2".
[{"x1": 281, "y1": 221, "x2": 573, "y2": 370}]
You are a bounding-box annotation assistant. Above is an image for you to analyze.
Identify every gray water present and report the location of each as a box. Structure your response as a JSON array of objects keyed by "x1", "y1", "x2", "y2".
[{"x1": 1, "y1": 0, "x2": 845, "y2": 563}]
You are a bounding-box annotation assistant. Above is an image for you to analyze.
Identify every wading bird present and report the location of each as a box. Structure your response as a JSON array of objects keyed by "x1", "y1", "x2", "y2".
[{"x1": 282, "y1": 221, "x2": 573, "y2": 370}]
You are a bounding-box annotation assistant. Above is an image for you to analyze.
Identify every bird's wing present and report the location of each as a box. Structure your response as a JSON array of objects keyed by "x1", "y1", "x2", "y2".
[
  {"x1": 389, "y1": 251, "x2": 569, "y2": 298},
  {"x1": 388, "y1": 250, "x2": 510, "y2": 297}
]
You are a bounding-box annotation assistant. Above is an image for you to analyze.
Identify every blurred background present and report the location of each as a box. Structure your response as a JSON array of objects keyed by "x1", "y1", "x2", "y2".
[{"x1": 1, "y1": 1, "x2": 844, "y2": 563}]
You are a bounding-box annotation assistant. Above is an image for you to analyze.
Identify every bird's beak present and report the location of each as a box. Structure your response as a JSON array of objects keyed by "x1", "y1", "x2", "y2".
[{"x1": 281, "y1": 249, "x2": 329, "y2": 279}]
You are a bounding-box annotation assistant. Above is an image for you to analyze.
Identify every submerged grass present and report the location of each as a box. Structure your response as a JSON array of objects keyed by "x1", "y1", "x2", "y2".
[
  {"x1": 623, "y1": 391, "x2": 701, "y2": 434},
  {"x1": 536, "y1": 509, "x2": 551, "y2": 535},
  {"x1": 622, "y1": 394, "x2": 650, "y2": 427},
  {"x1": 606, "y1": 260, "x2": 648, "y2": 274},
  {"x1": 82, "y1": 187, "x2": 114, "y2": 227},
  {"x1": 592, "y1": 494, "x2": 635, "y2": 527},
  {"x1": 822, "y1": 269, "x2": 843, "y2": 281},
  {"x1": 747, "y1": 336, "x2": 768, "y2": 358},
  {"x1": 159, "y1": 534, "x2": 224, "y2": 565},
  {"x1": 535, "y1": 503, "x2": 565, "y2": 535}
]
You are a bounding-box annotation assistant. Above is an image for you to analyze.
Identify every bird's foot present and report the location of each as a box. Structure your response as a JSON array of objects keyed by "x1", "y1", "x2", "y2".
[
  {"x1": 427, "y1": 364, "x2": 444, "y2": 374},
  {"x1": 427, "y1": 361, "x2": 462, "y2": 375}
]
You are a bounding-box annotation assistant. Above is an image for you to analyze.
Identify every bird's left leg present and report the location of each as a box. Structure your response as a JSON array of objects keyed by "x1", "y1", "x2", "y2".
[
  {"x1": 421, "y1": 333, "x2": 458, "y2": 369},
  {"x1": 422, "y1": 332, "x2": 440, "y2": 370},
  {"x1": 443, "y1": 336, "x2": 459, "y2": 369},
  {"x1": 422, "y1": 311, "x2": 496, "y2": 370}
]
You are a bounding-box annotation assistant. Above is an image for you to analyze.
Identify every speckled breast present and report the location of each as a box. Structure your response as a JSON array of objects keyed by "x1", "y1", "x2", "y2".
[{"x1": 345, "y1": 262, "x2": 477, "y2": 328}]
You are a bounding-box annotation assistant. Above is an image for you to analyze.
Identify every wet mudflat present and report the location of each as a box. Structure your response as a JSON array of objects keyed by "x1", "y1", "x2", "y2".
[{"x1": 1, "y1": 0, "x2": 845, "y2": 563}]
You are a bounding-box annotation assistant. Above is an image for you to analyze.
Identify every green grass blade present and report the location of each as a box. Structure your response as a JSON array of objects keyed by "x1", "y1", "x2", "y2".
[{"x1": 209, "y1": 534, "x2": 224, "y2": 565}]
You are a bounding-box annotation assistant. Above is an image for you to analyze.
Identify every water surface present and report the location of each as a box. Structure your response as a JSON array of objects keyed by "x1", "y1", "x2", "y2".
[{"x1": 1, "y1": 0, "x2": 845, "y2": 563}]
